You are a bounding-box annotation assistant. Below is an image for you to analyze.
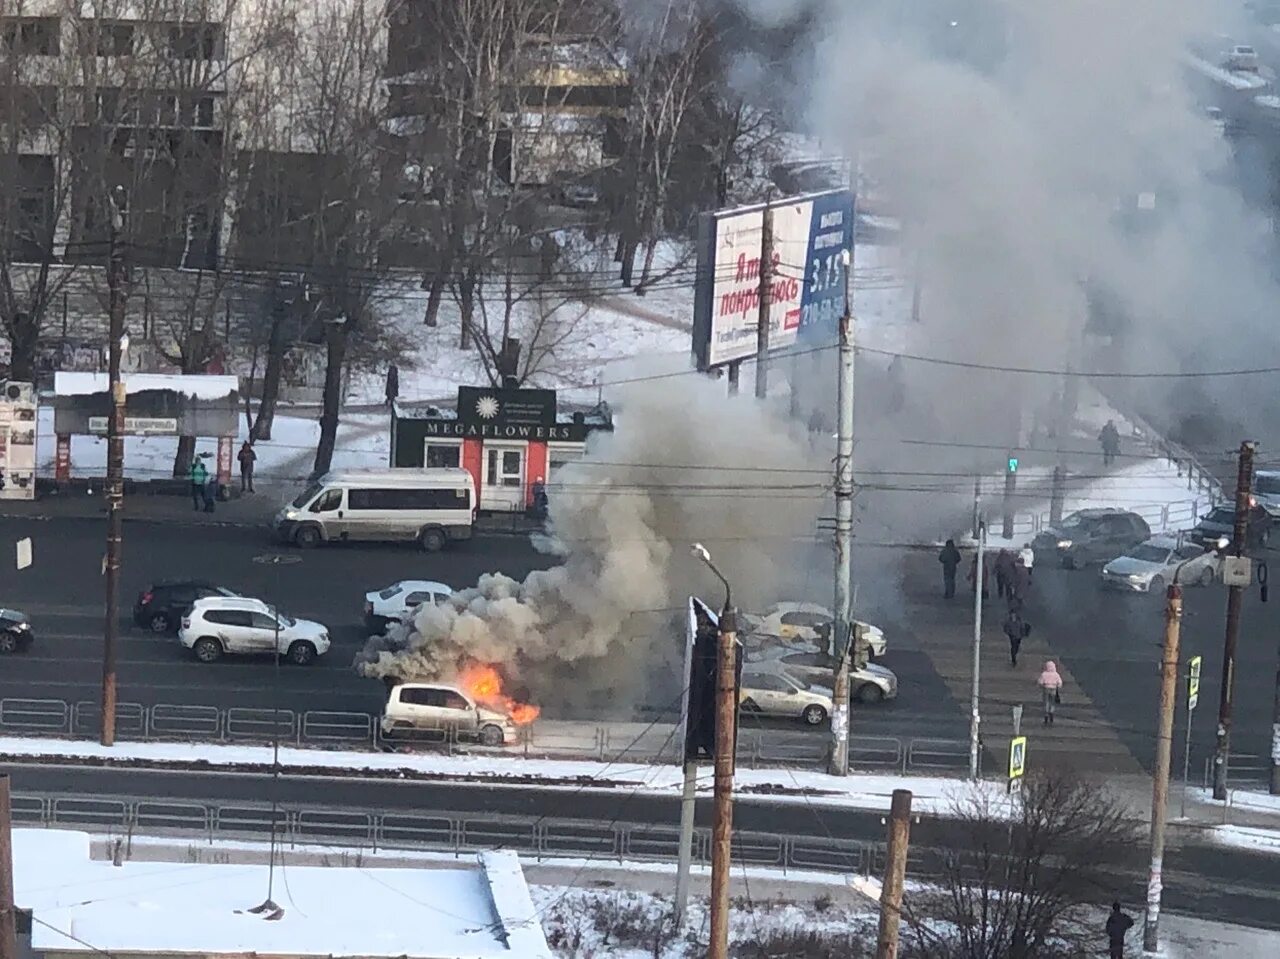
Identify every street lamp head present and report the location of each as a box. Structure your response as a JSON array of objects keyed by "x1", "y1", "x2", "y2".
[{"x1": 691, "y1": 542, "x2": 711, "y2": 564}]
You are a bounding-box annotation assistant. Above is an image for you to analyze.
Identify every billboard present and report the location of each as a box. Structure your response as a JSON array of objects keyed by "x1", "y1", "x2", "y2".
[{"x1": 692, "y1": 190, "x2": 854, "y2": 371}]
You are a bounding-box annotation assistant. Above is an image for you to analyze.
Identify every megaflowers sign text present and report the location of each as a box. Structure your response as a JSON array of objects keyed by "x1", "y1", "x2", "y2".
[{"x1": 692, "y1": 190, "x2": 854, "y2": 370}]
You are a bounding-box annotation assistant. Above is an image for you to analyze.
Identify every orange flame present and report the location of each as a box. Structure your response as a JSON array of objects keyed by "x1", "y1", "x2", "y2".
[{"x1": 457, "y1": 662, "x2": 541, "y2": 726}]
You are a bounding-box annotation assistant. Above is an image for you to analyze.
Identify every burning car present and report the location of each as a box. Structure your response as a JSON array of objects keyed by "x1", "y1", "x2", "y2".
[{"x1": 379, "y1": 664, "x2": 540, "y2": 746}]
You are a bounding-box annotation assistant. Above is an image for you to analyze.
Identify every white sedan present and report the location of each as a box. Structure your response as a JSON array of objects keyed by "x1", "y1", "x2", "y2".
[
  {"x1": 741, "y1": 601, "x2": 887, "y2": 658},
  {"x1": 364, "y1": 580, "x2": 453, "y2": 632},
  {"x1": 739, "y1": 669, "x2": 834, "y2": 726},
  {"x1": 1100, "y1": 537, "x2": 1220, "y2": 593}
]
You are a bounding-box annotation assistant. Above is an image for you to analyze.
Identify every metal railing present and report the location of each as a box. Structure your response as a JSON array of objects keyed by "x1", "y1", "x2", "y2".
[
  {"x1": 0, "y1": 696, "x2": 971, "y2": 776},
  {"x1": 10, "y1": 791, "x2": 889, "y2": 877}
]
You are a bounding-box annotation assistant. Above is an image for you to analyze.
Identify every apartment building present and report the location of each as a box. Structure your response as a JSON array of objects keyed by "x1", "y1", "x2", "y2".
[{"x1": 1, "y1": 1, "x2": 229, "y2": 271}]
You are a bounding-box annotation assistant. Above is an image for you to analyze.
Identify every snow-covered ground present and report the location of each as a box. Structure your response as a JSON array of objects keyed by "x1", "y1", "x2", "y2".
[
  {"x1": 1208, "y1": 824, "x2": 1280, "y2": 855},
  {"x1": 0, "y1": 733, "x2": 1003, "y2": 815}
]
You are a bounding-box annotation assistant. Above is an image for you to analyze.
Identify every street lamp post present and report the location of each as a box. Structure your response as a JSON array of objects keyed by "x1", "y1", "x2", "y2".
[{"x1": 692, "y1": 543, "x2": 736, "y2": 959}]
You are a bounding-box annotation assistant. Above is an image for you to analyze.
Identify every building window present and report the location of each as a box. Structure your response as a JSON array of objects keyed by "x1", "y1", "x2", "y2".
[
  {"x1": 193, "y1": 95, "x2": 215, "y2": 127},
  {"x1": 1, "y1": 18, "x2": 60, "y2": 55},
  {"x1": 169, "y1": 23, "x2": 220, "y2": 60},
  {"x1": 425, "y1": 442, "x2": 461, "y2": 469},
  {"x1": 98, "y1": 23, "x2": 134, "y2": 56}
]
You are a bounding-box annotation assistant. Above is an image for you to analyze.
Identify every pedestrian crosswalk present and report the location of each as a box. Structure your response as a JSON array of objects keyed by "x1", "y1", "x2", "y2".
[{"x1": 915, "y1": 600, "x2": 1144, "y2": 776}]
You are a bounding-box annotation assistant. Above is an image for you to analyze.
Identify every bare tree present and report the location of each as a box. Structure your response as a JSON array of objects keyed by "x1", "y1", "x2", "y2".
[{"x1": 905, "y1": 774, "x2": 1140, "y2": 959}]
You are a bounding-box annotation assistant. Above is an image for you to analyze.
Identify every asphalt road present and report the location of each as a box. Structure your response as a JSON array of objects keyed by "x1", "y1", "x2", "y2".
[
  {"x1": 2, "y1": 516, "x2": 1279, "y2": 778},
  {"x1": 5, "y1": 761, "x2": 1278, "y2": 932}
]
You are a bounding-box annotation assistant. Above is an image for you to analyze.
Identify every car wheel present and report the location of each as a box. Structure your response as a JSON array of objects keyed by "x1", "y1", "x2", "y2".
[
  {"x1": 479, "y1": 724, "x2": 504, "y2": 747},
  {"x1": 287, "y1": 641, "x2": 317, "y2": 665},
  {"x1": 857, "y1": 684, "x2": 885, "y2": 705},
  {"x1": 1148, "y1": 575, "x2": 1164, "y2": 595},
  {"x1": 294, "y1": 525, "x2": 322, "y2": 548},
  {"x1": 802, "y1": 704, "x2": 828, "y2": 726},
  {"x1": 0, "y1": 632, "x2": 17, "y2": 654},
  {"x1": 148, "y1": 613, "x2": 172, "y2": 633},
  {"x1": 193, "y1": 637, "x2": 223, "y2": 663},
  {"x1": 419, "y1": 528, "x2": 446, "y2": 552},
  {"x1": 1199, "y1": 566, "x2": 1216, "y2": 587}
]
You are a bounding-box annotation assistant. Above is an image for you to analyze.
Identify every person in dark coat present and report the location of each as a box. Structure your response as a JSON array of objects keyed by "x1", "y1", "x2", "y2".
[
  {"x1": 1099, "y1": 420, "x2": 1121, "y2": 467},
  {"x1": 938, "y1": 539, "x2": 962, "y2": 598},
  {"x1": 1004, "y1": 608, "x2": 1030, "y2": 666},
  {"x1": 1007, "y1": 557, "x2": 1031, "y2": 611},
  {"x1": 1105, "y1": 902, "x2": 1133, "y2": 959},
  {"x1": 385, "y1": 364, "x2": 400, "y2": 408},
  {"x1": 994, "y1": 549, "x2": 1014, "y2": 599},
  {"x1": 237, "y1": 441, "x2": 257, "y2": 493},
  {"x1": 530, "y1": 476, "x2": 549, "y2": 521}
]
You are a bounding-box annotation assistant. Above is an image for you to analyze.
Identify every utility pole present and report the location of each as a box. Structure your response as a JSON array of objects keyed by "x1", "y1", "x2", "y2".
[
  {"x1": 754, "y1": 203, "x2": 774, "y2": 400},
  {"x1": 1143, "y1": 582, "x2": 1182, "y2": 953},
  {"x1": 709, "y1": 601, "x2": 738, "y2": 959},
  {"x1": 1272, "y1": 648, "x2": 1280, "y2": 794},
  {"x1": 1213, "y1": 440, "x2": 1256, "y2": 800},
  {"x1": 969, "y1": 518, "x2": 986, "y2": 778},
  {"x1": 875, "y1": 789, "x2": 913, "y2": 959},
  {"x1": 971, "y1": 476, "x2": 981, "y2": 540},
  {"x1": 0, "y1": 775, "x2": 15, "y2": 959},
  {"x1": 101, "y1": 185, "x2": 128, "y2": 748},
  {"x1": 727, "y1": 360, "x2": 740, "y2": 396},
  {"x1": 829, "y1": 288, "x2": 855, "y2": 775}
]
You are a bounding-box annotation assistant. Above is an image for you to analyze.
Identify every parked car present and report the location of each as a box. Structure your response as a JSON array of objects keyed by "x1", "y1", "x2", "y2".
[
  {"x1": 133, "y1": 580, "x2": 238, "y2": 633},
  {"x1": 1100, "y1": 536, "x2": 1222, "y2": 592},
  {"x1": 1253, "y1": 470, "x2": 1280, "y2": 518},
  {"x1": 0, "y1": 607, "x2": 33, "y2": 654},
  {"x1": 380, "y1": 682, "x2": 516, "y2": 746},
  {"x1": 178, "y1": 596, "x2": 330, "y2": 665},
  {"x1": 1031, "y1": 509, "x2": 1152, "y2": 569},
  {"x1": 750, "y1": 647, "x2": 899, "y2": 703},
  {"x1": 364, "y1": 580, "x2": 453, "y2": 633},
  {"x1": 1224, "y1": 44, "x2": 1261, "y2": 72},
  {"x1": 738, "y1": 669, "x2": 834, "y2": 726},
  {"x1": 1188, "y1": 504, "x2": 1271, "y2": 551},
  {"x1": 741, "y1": 601, "x2": 887, "y2": 658}
]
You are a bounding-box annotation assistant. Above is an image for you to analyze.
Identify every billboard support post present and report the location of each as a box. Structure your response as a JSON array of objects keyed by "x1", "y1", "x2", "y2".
[
  {"x1": 727, "y1": 361, "x2": 740, "y2": 395},
  {"x1": 755, "y1": 204, "x2": 774, "y2": 400}
]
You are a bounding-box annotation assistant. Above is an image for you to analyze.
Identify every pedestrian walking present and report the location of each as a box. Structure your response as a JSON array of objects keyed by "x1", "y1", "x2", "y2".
[
  {"x1": 189, "y1": 455, "x2": 208, "y2": 511},
  {"x1": 530, "y1": 475, "x2": 548, "y2": 521},
  {"x1": 1038, "y1": 660, "x2": 1064, "y2": 725},
  {"x1": 237, "y1": 440, "x2": 257, "y2": 493},
  {"x1": 1008, "y1": 556, "x2": 1031, "y2": 610},
  {"x1": 994, "y1": 549, "x2": 1013, "y2": 599},
  {"x1": 968, "y1": 551, "x2": 989, "y2": 601},
  {"x1": 1099, "y1": 419, "x2": 1121, "y2": 467},
  {"x1": 202, "y1": 457, "x2": 217, "y2": 513},
  {"x1": 385, "y1": 363, "x2": 400, "y2": 408},
  {"x1": 938, "y1": 538, "x2": 962, "y2": 599},
  {"x1": 1004, "y1": 608, "x2": 1029, "y2": 666},
  {"x1": 1105, "y1": 902, "x2": 1133, "y2": 959},
  {"x1": 1019, "y1": 545, "x2": 1034, "y2": 583}
]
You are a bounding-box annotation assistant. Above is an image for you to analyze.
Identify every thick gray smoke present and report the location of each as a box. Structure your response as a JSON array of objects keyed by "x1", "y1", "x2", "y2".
[
  {"x1": 712, "y1": 0, "x2": 1278, "y2": 543},
  {"x1": 355, "y1": 377, "x2": 827, "y2": 712}
]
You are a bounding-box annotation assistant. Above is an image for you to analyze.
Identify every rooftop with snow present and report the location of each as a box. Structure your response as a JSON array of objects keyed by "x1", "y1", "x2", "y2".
[{"x1": 13, "y1": 829, "x2": 552, "y2": 959}]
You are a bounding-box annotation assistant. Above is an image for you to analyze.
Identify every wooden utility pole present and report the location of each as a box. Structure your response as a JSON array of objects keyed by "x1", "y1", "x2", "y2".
[
  {"x1": 0, "y1": 774, "x2": 16, "y2": 959},
  {"x1": 875, "y1": 789, "x2": 913, "y2": 959},
  {"x1": 708, "y1": 603, "x2": 738, "y2": 959},
  {"x1": 1144, "y1": 583, "x2": 1182, "y2": 953},
  {"x1": 101, "y1": 186, "x2": 128, "y2": 747},
  {"x1": 1213, "y1": 440, "x2": 1256, "y2": 799},
  {"x1": 754, "y1": 204, "x2": 774, "y2": 400}
]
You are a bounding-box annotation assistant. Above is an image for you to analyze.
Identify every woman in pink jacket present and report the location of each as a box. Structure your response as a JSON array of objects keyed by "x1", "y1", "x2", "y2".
[{"x1": 1037, "y1": 661, "x2": 1063, "y2": 725}]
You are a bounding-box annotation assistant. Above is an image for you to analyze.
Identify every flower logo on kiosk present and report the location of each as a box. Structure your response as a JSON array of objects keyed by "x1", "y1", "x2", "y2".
[{"x1": 475, "y1": 395, "x2": 500, "y2": 420}]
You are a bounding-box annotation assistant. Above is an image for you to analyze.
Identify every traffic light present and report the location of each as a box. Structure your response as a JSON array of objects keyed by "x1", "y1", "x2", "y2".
[{"x1": 683, "y1": 597, "x2": 742, "y2": 763}]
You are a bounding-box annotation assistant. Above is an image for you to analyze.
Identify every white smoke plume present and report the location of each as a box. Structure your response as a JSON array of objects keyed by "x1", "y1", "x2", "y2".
[{"x1": 355, "y1": 377, "x2": 828, "y2": 712}]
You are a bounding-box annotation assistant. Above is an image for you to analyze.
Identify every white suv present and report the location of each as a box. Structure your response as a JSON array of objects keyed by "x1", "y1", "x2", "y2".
[
  {"x1": 179, "y1": 597, "x2": 331, "y2": 665},
  {"x1": 381, "y1": 682, "x2": 517, "y2": 746}
]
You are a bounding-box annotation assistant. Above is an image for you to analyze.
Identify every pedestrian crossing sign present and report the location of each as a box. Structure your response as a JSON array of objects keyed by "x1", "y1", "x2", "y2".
[
  {"x1": 1008, "y1": 736, "x2": 1027, "y2": 780},
  {"x1": 1188, "y1": 656, "x2": 1202, "y2": 711}
]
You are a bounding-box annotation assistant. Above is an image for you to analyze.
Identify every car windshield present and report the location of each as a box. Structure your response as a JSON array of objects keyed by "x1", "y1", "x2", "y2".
[
  {"x1": 1257, "y1": 475, "x2": 1280, "y2": 495},
  {"x1": 378, "y1": 585, "x2": 402, "y2": 600},
  {"x1": 1205, "y1": 508, "x2": 1235, "y2": 524},
  {"x1": 1059, "y1": 513, "x2": 1088, "y2": 530},
  {"x1": 291, "y1": 483, "x2": 323, "y2": 508},
  {"x1": 1129, "y1": 544, "x2": 1172, "y2": 563},
  {"x1": 276, "y1": 613, "x2": 296, "y2": 627}
]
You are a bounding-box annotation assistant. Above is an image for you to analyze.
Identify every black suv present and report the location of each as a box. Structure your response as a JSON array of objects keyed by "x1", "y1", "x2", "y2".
[
  {"x1": 1189, "y1": 504, "x2": 1272, "y2": 552},
  {"x1": 1031, "y1": 509, "x2": 1152, "y2": 569},
  {"x1": 133, "y1": 580, "x2": 238, "y2": 633}
]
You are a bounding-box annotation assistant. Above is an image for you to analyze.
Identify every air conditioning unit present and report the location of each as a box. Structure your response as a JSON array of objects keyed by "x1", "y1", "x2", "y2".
[{"x1": 4, "y1": 381, "x2": 33, "y2": 403}]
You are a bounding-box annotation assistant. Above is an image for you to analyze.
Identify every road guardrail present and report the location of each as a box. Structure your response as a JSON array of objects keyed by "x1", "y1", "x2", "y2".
[{"x1": 0, "y1": 696, "x2": 970, "y2": 776}]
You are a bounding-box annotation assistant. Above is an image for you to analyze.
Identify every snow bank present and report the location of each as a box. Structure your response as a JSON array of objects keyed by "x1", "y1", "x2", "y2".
[{"x1": 0, "y1": 734, "x2": 997, "y2": 814}]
